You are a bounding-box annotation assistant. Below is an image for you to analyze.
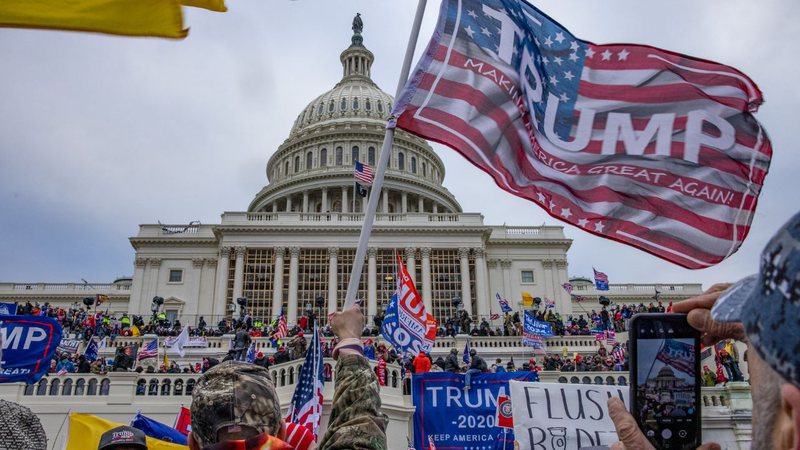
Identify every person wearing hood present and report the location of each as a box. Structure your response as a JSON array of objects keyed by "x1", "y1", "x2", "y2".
[
  {"x1": 444, "y1": 348, "x2": 461, "y2": 373},
  {"x1": 431, "y1": 357, "x2": 446, "y2": 372}
]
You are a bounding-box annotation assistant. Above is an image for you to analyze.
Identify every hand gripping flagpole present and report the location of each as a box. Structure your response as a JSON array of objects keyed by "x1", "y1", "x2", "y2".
[{"x1": 343, "y1": 0, "x2": 428, "y2": 311}]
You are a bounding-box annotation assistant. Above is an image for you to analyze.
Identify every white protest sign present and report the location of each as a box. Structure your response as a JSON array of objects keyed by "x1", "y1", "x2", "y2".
[{"x1": 510, "y1": 381, "x2": 629, "y2": 450}]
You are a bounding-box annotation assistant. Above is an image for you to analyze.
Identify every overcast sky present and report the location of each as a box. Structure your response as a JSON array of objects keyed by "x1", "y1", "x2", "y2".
[{"x1": 0, "y1": 0, "x2": 797, "y2": 287}]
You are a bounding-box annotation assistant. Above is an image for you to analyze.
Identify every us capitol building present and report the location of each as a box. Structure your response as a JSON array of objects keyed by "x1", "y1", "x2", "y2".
[{"x1": 0, "y1": 19, "x2": 753, "y2": 449}]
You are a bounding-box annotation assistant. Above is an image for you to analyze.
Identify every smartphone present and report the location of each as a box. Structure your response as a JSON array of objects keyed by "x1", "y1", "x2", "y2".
[{"x1": 630, "y1": 313, "x2": 701, "y2": 450}]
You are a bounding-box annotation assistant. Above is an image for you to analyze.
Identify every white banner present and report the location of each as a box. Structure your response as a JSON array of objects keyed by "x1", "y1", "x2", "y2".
[{"x1": 510, "y1": 381, "x2": 629, "y2": 450}]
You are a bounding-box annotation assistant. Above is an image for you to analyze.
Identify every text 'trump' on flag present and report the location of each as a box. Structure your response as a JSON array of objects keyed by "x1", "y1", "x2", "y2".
[{"x1": 392, "y1": 0, "x2": 772, "y2": 270}]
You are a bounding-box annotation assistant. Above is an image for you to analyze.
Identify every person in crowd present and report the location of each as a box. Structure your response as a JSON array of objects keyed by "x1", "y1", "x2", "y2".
[
  {"x1": 77, "y1": 355, "x2": 91, "y2": 373},
  {"x1": 97, "y1": 425, "x2": 148, "y2": 450},
  {"x1": 288, "y1": 331, "x2": 307, "y2": 360},
  {"x1": 431, "y1": 356, "x2": 446, "y2": 372},
  {"x1": 609, "y1": 212, "x2": 800, "y2": 450},
  {"x1": 253, "y1": 351, "x2": 270, "y2": 369},
  {"x1": 233, "y1": 325, "x2": 252, "y2": 361},
  {"x1": 413, "y1": 351, "x2": 431, "y2": 374},
  {"x1": 702, "y1": 365, "x2": 717, "y2": 387},
  {"x1": 463, "y1": 349, "x2": 487, "y2": 390},
  {"x1": 445, "y1": 348, "x2": 460, "y2": 373},
  {"x1": 187, "y1": 304, "x2": 387, "y2": 450},
  {"x1": 363, "y1": 339, "x2": 375, "y2": 360},
  {"x1": 493, "y1": 358, "x2": 506, "y2": 373},
  {"x1": 273, "y1": 346, "x2": 290, "y2": 364},
  {"x1": 719, "y1": 347, "x2": 744, "y2": 382}
]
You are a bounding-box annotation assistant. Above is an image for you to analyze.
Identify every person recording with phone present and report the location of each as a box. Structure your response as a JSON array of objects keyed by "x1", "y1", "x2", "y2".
[{"x1": 608, "y1": 211, "x2": 800, "y2": 450}]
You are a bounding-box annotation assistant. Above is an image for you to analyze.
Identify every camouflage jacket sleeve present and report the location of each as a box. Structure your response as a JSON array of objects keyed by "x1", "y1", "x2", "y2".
[{"x1": 318, "y1": 354, "x2": 388, "y2": 450}]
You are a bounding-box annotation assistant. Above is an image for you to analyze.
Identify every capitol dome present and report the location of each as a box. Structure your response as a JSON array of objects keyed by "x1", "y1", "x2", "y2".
[{"x1": 249, "y1": 16, "x2": 461, "y2": 215}]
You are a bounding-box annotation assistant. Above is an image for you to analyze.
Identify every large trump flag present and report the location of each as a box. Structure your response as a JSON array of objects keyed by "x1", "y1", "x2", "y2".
[{"x1": 393, "y1": 0, "x2": 771, "y2": 269}]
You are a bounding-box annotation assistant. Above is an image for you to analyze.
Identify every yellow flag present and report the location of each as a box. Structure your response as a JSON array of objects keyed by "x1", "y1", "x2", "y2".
[
  {"x1": 163, "y1": 346, "x2": 169, "y2": 368},
  {"x1": 182, "y1": 0, "x2": 227, "y2": 12},
  {"x1": 66, "y1": 413, "x2": 187, "y2": 450},
  {"x1": 132, "y1": 325, "x2": 141, "y2": 337},
  {"x1": 0, "y1": 0, "x2": 187, "y2": 39},
  {"x1": 522, "y1": 292, "x2": 534, "y2": 307}
]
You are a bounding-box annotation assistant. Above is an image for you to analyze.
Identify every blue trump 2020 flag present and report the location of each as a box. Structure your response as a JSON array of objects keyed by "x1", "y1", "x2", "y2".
[
  {"x1": 131, "y1": 412, "x2": 188, "y2": 445},
  {"x1": 0, "y1": 303, "x2": 17, "y2": 315},
  {"x1": 0, "y1": 314, "x2": 62, "y2": 384}
]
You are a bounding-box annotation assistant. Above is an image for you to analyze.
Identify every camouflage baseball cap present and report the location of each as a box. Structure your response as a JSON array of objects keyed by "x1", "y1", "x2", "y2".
[{"x1": 190, "y1": 361, "x2": 282, "y2": 447}]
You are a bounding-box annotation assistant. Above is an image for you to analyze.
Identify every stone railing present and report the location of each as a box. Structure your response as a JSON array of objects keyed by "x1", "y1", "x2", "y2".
[
  {"x1": 571, "y1": 283, "x2": 703, "y2": 295},
  {"x1": 0, "y1": 282, "x2": 131, "y2": 292},
  {"x1": 221, "y1": 211, "x2": 485, "y2": 227},
  {"x1": 539, "y1": 370, "x2": 629, "y2": 386}
]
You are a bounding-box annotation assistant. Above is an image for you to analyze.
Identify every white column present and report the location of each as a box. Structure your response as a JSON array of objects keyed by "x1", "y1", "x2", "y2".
[
  {"x1": 362, "y1": 191, "x2": 367, "y2": 213},
  {"x1": 272, "y1": 247, "x2": 285, "y2": 319},
  {"x1": 327, "y1": 247, "x2": 338, "y2": 315},
  {"x1": 322, "y1": 188, "x2": 328, "y2": 212},
  {"x1": 458, "y1": 247, "x2": 472, "y2": 315},
  {"x1": 214, "y1": 247, "x2": 231, "y2": 319},
  {"x1": 555, "y1": 260, "x2": 572, "y2": 315},
  {"x1": 302, "y1": 191, "x2": 309, "y2": 213},
  {"x1": 287, "y1": 246, "x2": 300, "y2": 324},
  {"x1": 272, "y1": 202, "x2": 278, "y2": 213},
  {"x1": 382, "y1": 189, "x2": 389, "y2": 213},
  {"x1": 342, "y1": 186, "x2": 349, "y2": 213},
  {"x1": 418, "y1": 197, "x2": 424, "y2": 213},
  {"x1": 401, "y1": 192, "x2": 408, "y2": 214},
  {"x1": 474, "y1": 248, "x2": 489, "y2": 320},
  {"x1": 421, "y1": 247, "x2": 432, "y2": 313},
  {"x1": 200, "y1": 258, "x2": 217, "y2": 319},
  {"x1": 542, "y1": 260, "x2": 555, "y2": 309},
  {"x1": 147, "y1": 258, "x2": 162, "y2": 306},
  {"x1": 367, "y1": 247, "x2": 377, "y2": 319},
  {"x1": 191, "y1": 258, "x2": 205, "y2": 319},
  {"x1": 232, "y1": 246, "x2": 246, "y2": 301},
  {"x1": 405, "y1": 247, "x2": 416, "y2": 284},
  {"x1": 486, "y1": 259, "x2": 499, "y2": 319},
  {"x1": 286, "y1": 196, "x2": 292, "y2": 212},
  {"x1": 129, "y1": 257, "x2": 148, "y2": 315},
  {"x1": 501, "y1": 260, "x2": 513, "y2": 310},
  {"x1": 432, "y1": 203, "x2": 438, "y2": 214}
]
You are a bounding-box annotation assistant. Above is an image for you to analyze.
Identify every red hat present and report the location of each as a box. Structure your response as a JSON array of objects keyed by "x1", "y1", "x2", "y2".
[
  {"x1": 298, "y1": 331, "x2": 304, "y2": 337},
  {"x1": 257, "y1": 351, "x2": 264, "y2": 358}
]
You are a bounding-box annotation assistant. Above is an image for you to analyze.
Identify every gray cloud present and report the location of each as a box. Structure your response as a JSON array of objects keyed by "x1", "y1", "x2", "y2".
[{"x1": 0, "y1": 0, "x2": 796, "y2": 286}]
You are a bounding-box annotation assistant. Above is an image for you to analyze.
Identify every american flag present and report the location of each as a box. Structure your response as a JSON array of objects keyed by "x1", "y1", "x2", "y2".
[
  {"x1": 490, "y1": 313, "x2": 500, "y2": 321},
  {"x1": 562, "y1": 283, "x2": 573, "y2": 294},
  {"x1": 606, "y1": 330, "x2": 616, "y2": 345},
  {"x1": 495, "y1": 292, "x2": 512, "y2": 313},
  {"x1": 393, "y1": 0, "x2": 771, "y2": 270},
  {"x1": 354, "y1": 161, "x2": 374, "y2": 184},
  {"x1": 657, "y1": 339, "x2": 695, "y2": 375},
  {"x1": 273, "y1": 311, "x2": 288, "y2": 340},
  {"x1": 593, "y1": 268, "x2": 609, "y2": 290},
  {"x1": 138, "y1": 339, "x2": 158, "y2": 360},
  {"x1": 286, "y1": 324, "x2": 324, "y2": 438},
  {"x1": 611, "y1": 343, "x2": 626, "y2": 364}
]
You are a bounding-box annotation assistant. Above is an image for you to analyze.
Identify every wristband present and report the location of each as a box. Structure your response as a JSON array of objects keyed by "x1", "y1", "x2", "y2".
[{"x1": 333, "y1": 338, "x2": 363, "y2": 360}]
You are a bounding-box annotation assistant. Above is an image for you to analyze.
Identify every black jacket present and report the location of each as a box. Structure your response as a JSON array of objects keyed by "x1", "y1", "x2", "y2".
[{"x1": 445, "y1": 353, "x2": 461, "y2": 372}]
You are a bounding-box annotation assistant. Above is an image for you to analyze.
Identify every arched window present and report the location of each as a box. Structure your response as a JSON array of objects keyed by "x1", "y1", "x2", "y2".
[
  {"x1": 62, "y1": 379, "x2": 73, "y2": 396},
  {"x1": 306, "y1": 151, "x2": 313, "y2": 170},
  {"x1": 289, "y1": 367, "x2": 295, "y2": 385},
  {"x1": 75, "y1": 379, "x2": 86, "y2": 396},
  {"x1": 36, "y1": 379, "x2": 48, "y2": 396},
  {"x1": 87, "y1": 378, "x2": 98, "y2": 396},
  {"x1": 340, "y1": 98, "x2": 347, "y2": 111},
  {"x1": 160, "y1": 379, "x2": 171, "y2": 396},
  {"x1": 328, "y1": 100, "x2": 335, "y2": 113},
  {"x1": 377, "y1": 101, "x2": 384, "y2": 113},
  {"x1": 352, "y1": 146, "x2": 360, "y2": 164},
  {"x1": 422, "y1": 162, "x2": 427, "y2": 177},
  {"x1": 186, "y1": 379, "x2": 196, "y2": 396},
  {"x1": 320, "y1": 148, "x2": 328, "y2": 167},
  {"x1": 398, "y1": 152, "x2": 405, "y2": 171},
  {"x1": 174, "y1": 380, "x2": 184, "y2": 396},
  {"x1": 411, "y1": 156, "x2": 417, "y2": 174},
  {"x1": 100, "y1": 379, "x2": 110, "y2": 395},
  {"x1": 24, "y1": 384, "x2": 34, "y2": 396},
  {"x1": 317, "y1": 103, "x2": 324, "y2": 117},
  {"x1": 353, "y1": 97, "x2": 359, "y2": 110},
  {"x1": 294, "y1": 156, "x2": 300, "y2": 173},
  {"x1": 365, "y1": 99, "x2": 372, "y2": 111},
  {"x1": 49, "y1": 379, "x2": 61, "y2": 396},
  {"x1": 148, "y1": 379, "x2": 158, "y2": 396},
  {"x1": 284, "y1": 161, "x2": 289, "y2": 176},
  {"x1": 335, "y1": 147, "x2": 343, "y2": 165},
  {"x1": 368, "y1": 147, "x2": 376, "y2": 165}
]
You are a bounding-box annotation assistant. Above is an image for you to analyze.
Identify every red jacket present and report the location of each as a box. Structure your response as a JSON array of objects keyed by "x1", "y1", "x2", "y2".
[{"x1": 413, "y1": 354, "x2": 432, "y2": 373}]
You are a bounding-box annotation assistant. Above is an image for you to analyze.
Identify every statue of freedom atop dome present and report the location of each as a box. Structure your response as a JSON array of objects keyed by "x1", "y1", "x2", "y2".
[{"x1": 352, "y1": 13, "x2": 363, "y2": 35}]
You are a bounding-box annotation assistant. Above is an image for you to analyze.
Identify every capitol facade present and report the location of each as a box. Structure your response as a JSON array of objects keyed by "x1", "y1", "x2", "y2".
[{"x1": 0, "y1": 22, "x2": 753, "y2": 450}]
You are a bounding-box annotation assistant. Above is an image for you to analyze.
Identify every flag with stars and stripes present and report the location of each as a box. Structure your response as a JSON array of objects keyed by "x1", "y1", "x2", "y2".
[
  {"x1": 286, "y1": 323, "x2": 324, "y2": 438},
  {"x1": 495, "y1": 292, "x2": 513, "y2": 313},
  {"x1": 354, "y1": 160, "x2": 374, "y2": 184},
  {"x1": 137, "y1": 339, "x2": 158, "y2": 360},
  {"x1": 273, "y1": 310, "x2": 288, "y2": 340},
  {"x1": 593, "y1": 268, "x2": 610, "y2": 290},
  {"x1": 393, "y1": 0, "x2": 771, "y2": 270}
]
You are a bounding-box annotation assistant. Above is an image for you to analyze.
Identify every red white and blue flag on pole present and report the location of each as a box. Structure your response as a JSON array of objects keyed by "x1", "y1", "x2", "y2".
[
  {"x1": 593, "y1": 268, "x2": 609, "y2": 291},
  {"x1": 286, "y1": 324, "x2": 324, "y2": 438},
  {"x1": 561, "y1": 283, "x2": 573, "y2": 295},
  {"x1": 657, "y1": 339, "x2": 695, "y2": 376},
  {"x1": 273, "y1": 310, "x2": 288, "y2": 340},
  {"x1": 138, "y1": 339, "x2": 159, "y2": 360},
  {"x1": 381, "y1": 253, "x2": 436, "y2": 356},
  {"x1": 354, "y1": 161, "x2": 374, "y2": 184},
  {"x1": 393, "y1": 0, "x2": 771, "y2": 269},
  {"x1": 495, "y1": 292, "x2": 513, "y2": 313}
]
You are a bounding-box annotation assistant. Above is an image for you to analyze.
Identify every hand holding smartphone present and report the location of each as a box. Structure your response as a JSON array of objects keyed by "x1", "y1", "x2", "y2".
[{"x1": 630, "y1": 313, "x2": 701, "y2": 450}]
